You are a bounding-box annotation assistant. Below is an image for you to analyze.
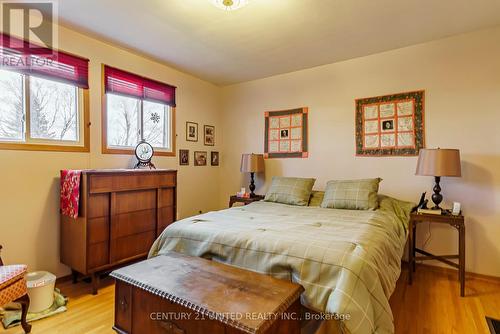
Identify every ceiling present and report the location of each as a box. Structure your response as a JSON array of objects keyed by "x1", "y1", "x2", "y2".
[{"x1": 57, "y1": 0, "x2": 500, "y2": 85}]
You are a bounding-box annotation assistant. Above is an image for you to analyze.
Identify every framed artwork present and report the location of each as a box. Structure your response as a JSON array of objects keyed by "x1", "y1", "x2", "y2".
[
  {"x1": 186, "y1": 122, "x2": 198, "y2": 142},
  {"x1": 355, "y1": 90, "x2": 425, "y2": 156},
  {"x1": 179, "y1": 149, "x2": 189, "y2": 166},
  {"x1": 204, "y1": 125, "x2": 215, "y2": 146},
  {"x1": 211, "y1": 151, "x2": 219, "y2": 166},
  {"x1": 264, "y1": 107, "x2": 308, "y2": 159},
  {"x1": 194, "y1": 151, "x2": 207, "y2": 166}
]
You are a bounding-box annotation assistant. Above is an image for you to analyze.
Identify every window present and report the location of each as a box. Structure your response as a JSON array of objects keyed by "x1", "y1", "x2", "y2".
[
  {"x1": 0, "y1": 71, "x2": 87, "y2": 150},
  {"x1": 106, "y1": 94, "x2": 172, "y2": 149},
  {"x1": 103, "y1": 65, "x2": 176, "y2": 156},
  {"x1": 0, "y1": 70, "x2": 23, "y2": 141},
  {"x1": 30, "y1": 76, "x2": 79, "y2": 141},
  {"x1": 0, "y1": 33, "x2": 89, "y2": 152}
]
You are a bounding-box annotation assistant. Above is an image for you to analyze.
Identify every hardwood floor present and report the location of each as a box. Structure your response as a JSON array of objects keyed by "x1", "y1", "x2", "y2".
[
  {"x1": 391, "y1": 265, "x2": 500, "y2": 334},
  {"x1": 3, "y1": 265, "x2": 500, "y2": 334},
  {"x1": 3, "y1": 277, "x2": 115, "y2": 334}
]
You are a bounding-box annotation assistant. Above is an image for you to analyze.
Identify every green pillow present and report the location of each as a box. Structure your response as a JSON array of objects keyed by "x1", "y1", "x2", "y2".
[
  {"x1": 320, "y1": 178, "x2": 382, "y2": 210},
  {"x1": 264, "y1": 177, "x2": 316, "y2": 206},
  {"x1": 308, "y1": 191, "x2": 325, "y2": 207}
]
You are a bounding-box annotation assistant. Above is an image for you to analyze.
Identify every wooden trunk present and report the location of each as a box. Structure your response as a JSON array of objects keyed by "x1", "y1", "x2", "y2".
[
  {"x1": 111, "y1": 253, "x2": 303, "y2": 334},
  {"x1": 60, "y1": 169, "x2": 177, "y2": 294}
]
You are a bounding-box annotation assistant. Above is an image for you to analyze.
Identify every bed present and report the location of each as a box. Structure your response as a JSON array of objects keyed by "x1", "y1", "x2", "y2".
[{"x1": 148, "y1": 194, "x2": 413, "y2": 334}]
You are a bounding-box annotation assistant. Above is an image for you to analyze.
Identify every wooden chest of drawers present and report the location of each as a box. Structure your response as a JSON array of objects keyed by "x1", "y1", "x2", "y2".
[
  {"x1": 111, "y1": 253, "x2": 303, "y2": 334},
  {"x1": 60, "y1": 169, "x2": 177, "y2": 294}
]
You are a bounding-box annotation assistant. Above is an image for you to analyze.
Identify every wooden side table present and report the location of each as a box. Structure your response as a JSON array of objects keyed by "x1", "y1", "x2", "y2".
[
  {"x1": 408, "y1": 212, "x2": 466, "y2": 296},
  {"x1": 229, "y1": 195, "x2": 265, "y2": 207}
]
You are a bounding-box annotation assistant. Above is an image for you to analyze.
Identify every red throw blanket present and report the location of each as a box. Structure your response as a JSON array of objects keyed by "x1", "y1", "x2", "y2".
[{"x1": 60, "y1": 170, "x2": 82, "y2": 219}]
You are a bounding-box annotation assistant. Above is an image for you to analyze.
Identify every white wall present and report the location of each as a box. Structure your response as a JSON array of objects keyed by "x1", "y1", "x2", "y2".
[
  {"x1": 219, "y1": 27, "x2": 500, "y2": 277},
  {"x1": 0, "y1": 23, "x2": 223, "y2": 277}
]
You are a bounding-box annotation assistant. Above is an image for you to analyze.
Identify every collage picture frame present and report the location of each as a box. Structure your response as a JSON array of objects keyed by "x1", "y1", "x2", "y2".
[
  {"x1": 264, "y1": 107, "x2": 309, "y2": 159},
  {"x1": 355, "y1": 90, "x2": 425, "y2": 156}
]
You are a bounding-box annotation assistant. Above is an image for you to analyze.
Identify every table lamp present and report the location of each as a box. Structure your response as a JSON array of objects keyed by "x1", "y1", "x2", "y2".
[
  {"x1": 240, "y1": 154, "x2": 265, "y2": 197},
  {"x1": 415, "y1": 148, "x2": 461, "y2": 210}
]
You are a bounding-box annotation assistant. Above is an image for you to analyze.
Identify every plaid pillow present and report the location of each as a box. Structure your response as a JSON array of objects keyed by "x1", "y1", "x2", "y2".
[
  {"x1": 320, "y1": 178, "x2": 382, "y2": 210},
  {"x1": 264, "y1": 177, "x2": 316, "y2": 206}
]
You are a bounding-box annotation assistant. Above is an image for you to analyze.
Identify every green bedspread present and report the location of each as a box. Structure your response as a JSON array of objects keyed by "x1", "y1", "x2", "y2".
[{"x1": 149, "y1": 196, "x2": 413, "y2": 334}]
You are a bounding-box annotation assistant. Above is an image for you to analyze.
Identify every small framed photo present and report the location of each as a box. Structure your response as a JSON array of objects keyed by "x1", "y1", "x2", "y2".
[
  {"x1": 186, "y1": 122, "x2": 198, "y2": 142},
  {"x1": 179, "y1": 149, "x2": 189, "y2": 166},
  {"x1": 211, "y1": 151, "x2": 219, "y2": 166},
  {"x1": 280, "y1": 129, "x2": 289, "y2": 139},
  {"x1": 194, "y1": 151, "x2": 207, "y2": 166},
  {"x1": 382, "y1": 120, "x2": 395, "y2": 132},
  {"x1": 204, "y1": 125, "x2": 215, "y2": 146}
]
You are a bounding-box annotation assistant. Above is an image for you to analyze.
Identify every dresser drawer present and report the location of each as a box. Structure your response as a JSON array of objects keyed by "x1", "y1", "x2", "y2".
[
  {"x1": 87, "y1": 242, "x2": 109, "y2": 269},
  {"x1": 157, "y1": 206, "x2": 174, "y2": 235},
  {"x1": 159, "y1": 188, "x2": 175, "y2": 208},
  {"x1": 110, "y1": 231, "x2": 156, "y2": 263},
  {"x1": 88, "y1": 217, "x2": 109, "y2": 244},
  {"x1": 112, "y1": 209, "x2": 156, "y2": 239},
  {"x1": 89, "y1": 172, "x2": 175, "y2": 194},
  {"x1": 115, "y1": 190, "x2": 156, "y2": 214},
  {"x1": 88, "y1": 193, "x2": 110, "y2": 218}
]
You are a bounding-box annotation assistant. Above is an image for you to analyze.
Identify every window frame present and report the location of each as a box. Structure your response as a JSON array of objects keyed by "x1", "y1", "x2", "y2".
[
  {"x1": 0, "y1": 71, "x2": 90, "y2": 153},
  {"x1": 101, "y1": 65, "x2": 176, "y2": 157}
]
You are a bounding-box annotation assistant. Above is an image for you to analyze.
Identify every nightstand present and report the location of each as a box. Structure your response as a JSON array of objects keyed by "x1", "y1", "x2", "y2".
[
  {"x1": 408, "y1": 211, "x2": 466, "y2": 296},
  {"x1": 229, "y1": 195, "x2": 265, "y2": 207}
]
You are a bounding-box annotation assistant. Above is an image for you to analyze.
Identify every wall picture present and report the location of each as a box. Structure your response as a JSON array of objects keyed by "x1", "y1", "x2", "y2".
[
  {"x1": 179, "y1": 149, "x2": 189, "y2": 166},
  {"x1": 194, "y1": 151, "x2": 207, "y2": 166},
  {"x1": 355, "y1": 90, "x2": 425, "y2": 156},
  {"x1": 264, "y1": 107, "x2": 308, "y2": 159},
  {"x1": 204, "y1": 125, "x2": 215, "y2": 146},
  {"x1": 186, "y1": 122, "x2": 198, "y2": 142},
  {"x1": 211, "y1": 151, "x2": 219, "y2": 166}
]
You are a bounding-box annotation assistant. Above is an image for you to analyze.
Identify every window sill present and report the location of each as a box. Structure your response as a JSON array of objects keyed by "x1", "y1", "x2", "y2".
[
  {"x1": 0, "y1": 142, "x2": 89, "y2": 153},
  {"x1": 102, "y1": 147, "x2": 175, "y2": 157}
]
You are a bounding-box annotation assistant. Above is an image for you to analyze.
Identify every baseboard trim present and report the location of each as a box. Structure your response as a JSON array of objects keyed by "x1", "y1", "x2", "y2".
[{"x1": 402, "y1": 261, "x2": 500, "y2": 283}]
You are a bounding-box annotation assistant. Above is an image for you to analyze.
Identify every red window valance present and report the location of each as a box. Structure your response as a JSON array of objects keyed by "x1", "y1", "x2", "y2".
[
  {"x1": 104, "y1": 65, "x2": 176, "y2": 107},
  {"x1": 0, "y1": 33, "x2": 89, "y2": 89}
]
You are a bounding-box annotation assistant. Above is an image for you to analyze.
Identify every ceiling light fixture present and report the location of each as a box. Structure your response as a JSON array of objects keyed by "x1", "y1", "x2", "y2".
[{"x1": 210, "y1": 0, "x2": 249, "y2": 11}]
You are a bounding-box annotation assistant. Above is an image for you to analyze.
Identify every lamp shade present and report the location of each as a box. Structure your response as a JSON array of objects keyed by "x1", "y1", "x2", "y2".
[
  {"x1": 240, "y1": 154, "x2": 265, "y2": 173},
  {"x1": 416, "y1": 148, "x2": 461, "y2": 177}
]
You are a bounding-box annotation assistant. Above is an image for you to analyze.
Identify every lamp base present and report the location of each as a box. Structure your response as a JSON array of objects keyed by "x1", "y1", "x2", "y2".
[
  {"x1": 431, "y1": 176, "x2": 443, "y2": 210},
  {"x1": 249, "y1": 172, "x2": 256, "y2": 197}
]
